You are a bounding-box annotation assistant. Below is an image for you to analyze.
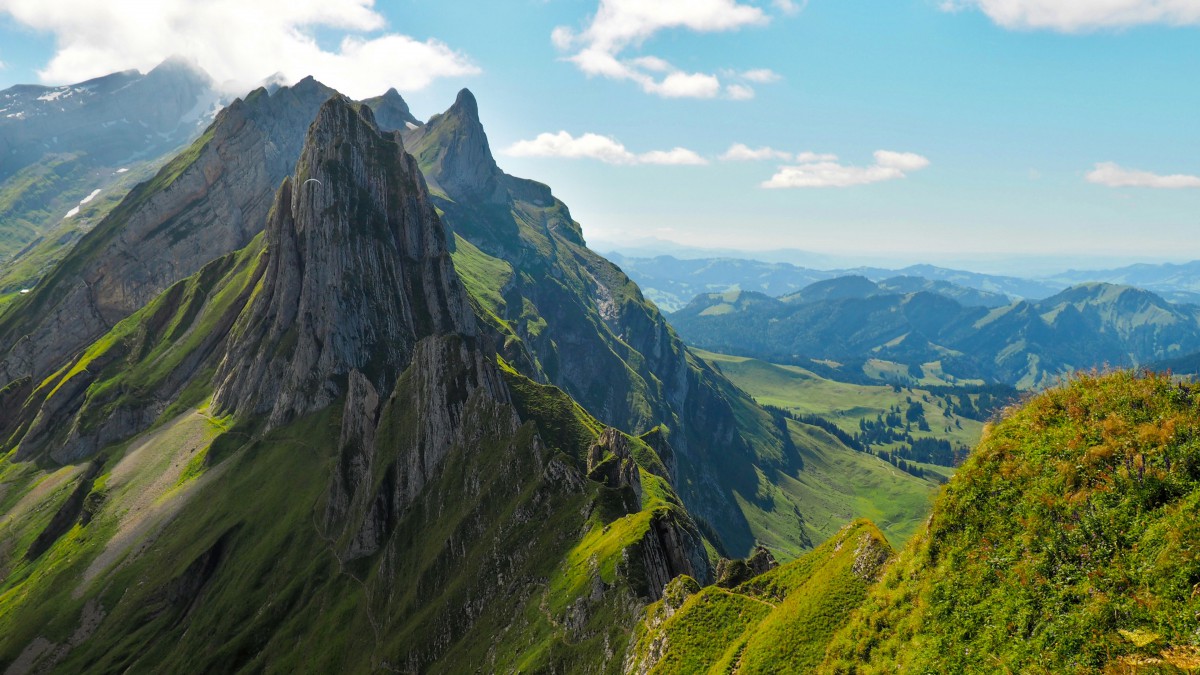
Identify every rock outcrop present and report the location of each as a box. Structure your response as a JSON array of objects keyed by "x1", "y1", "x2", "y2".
[{"x1": 211, "y1": 96, "x2": 475, "y2": 427}]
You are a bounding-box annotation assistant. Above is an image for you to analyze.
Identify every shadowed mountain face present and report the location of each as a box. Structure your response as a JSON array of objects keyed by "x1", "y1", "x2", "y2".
[
  {"x1": 673, "y1": 282, "x2": 1200, "y2": 389},
  {"x1": 388, "y1": 89, "x2": 816, "y2": 558}
]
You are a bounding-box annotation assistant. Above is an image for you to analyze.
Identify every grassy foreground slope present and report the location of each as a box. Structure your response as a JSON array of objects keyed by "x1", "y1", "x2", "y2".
[
  {"x1": 626, "y1": 520, "x2": 892, "y2": 674},
  {"x1": 823, "y1": 371, "x2": 1200, "y2": 673}
]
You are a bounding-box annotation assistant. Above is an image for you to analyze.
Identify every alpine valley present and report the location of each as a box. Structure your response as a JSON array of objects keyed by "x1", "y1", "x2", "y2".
[{"x1": 0, "y1": 59, "x2": 1197, "y2": 675}]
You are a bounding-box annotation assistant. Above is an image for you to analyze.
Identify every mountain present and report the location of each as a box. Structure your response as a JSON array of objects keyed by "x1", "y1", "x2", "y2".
[
  {"x1": 776, "y1": 274, "x2": 1010, "y2": 308},
  {"x1": 0, "y1": 76, "x2": 960, "y2": 671},
  {"x1": 893, "y1": 263, "x2": 1062, "y2": 300},
  {"x1": 1045, "y1": 259, "x2": 1200, "y2": 305},
  {"x1": 605, "y1": 253, "x2": 832, "y2": 312},
  {"x1": 627, "y1": 371, "x2": 1200, "y2": 673},
  {"x1": 0, "y1": 57, "x2": 218, "y2": 274},
  {"x1": 672, "y1": 282, "x2": 1200, "y2": 389},
  {"x1": 0, "y1": 76, "x2": 337, "y2": 396},
  {"x1": 874, "y1": 275, "x2": 1010, "y2": 308},
  {"x1": 392, "y1": 89, "x2": 823, "y2": 557},
  {"x1": 359, "y1": 87, "x2": 421, "y2": 132},
  {"x1": 0, "y1": 95, "x2": 713, "y2": 673}
]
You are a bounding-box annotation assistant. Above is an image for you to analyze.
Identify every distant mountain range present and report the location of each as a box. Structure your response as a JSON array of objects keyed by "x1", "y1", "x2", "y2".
[
  {"x1": 0, "y1": 57, "x2": 219, "y2": 298},
  {"x1": 671, "y1": 277, "x2": 1200, "y2": 389},
  {"x1": 606, "y1": 253, "x2": 1200, "y2": 313},
  {"x1": 1045, "y1": 260, "x2": 1200, "y2": 306}
]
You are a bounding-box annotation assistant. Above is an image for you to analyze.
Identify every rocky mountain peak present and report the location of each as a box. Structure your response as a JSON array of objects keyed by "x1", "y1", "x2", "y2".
[
  {"x1": 211, "y1": 95, "x2": 476, "y2": 428},
  {"x1": 402, "y1": 87, "x2": 502, "y2": 200},
  {"x1": 451, "y1": 87, "x2": 480, "y2": 119},
  {"x1": 362, "y1": 87, "x2": 420, "y2": 131}
]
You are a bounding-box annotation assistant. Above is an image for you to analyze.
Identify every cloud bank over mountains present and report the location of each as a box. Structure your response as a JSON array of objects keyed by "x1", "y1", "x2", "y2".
[{"x1": 0, "y1": 0, "x2": 478, "y2": 97}]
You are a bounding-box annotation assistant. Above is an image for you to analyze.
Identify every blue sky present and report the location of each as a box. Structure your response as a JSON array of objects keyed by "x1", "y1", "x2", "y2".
[{"x1": 1, "y1": 0, "x2": 1198, "y2": 273}]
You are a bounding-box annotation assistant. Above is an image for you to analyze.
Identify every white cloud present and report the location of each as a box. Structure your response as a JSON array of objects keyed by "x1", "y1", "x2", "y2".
[
  {"x1": 774, "y1": 0, "x2": 807, "y2": 14},
  {"x1": 650, "y1": 71, "x2": 722, "y2": 98},
  {"x1": 638, "y1": 148, "x2": 709, "y2": 165},
  {"x1": 552, "y1": 0, "x2": 782, "y2": 100},
  {"x1": 720, "y1": 143, "x2": 792, "y2": 161},
  {"x1": 724, "y1": 84, "x2": 756, "y2": 100},
  {"x1": 941, "y1": 0, "x2": 1200, "y2": 31},
  {"x1": 739, "y1": 68, "x2": 781, "y2": 83},
  {"x1": 762, "y1": 150, "x2": 931, "y2": 188},
  {"x1": 1086, "y1": 162, "x2": 1200, "y2": 189},
  {"x1": 874, "y1": 150, "x2": 931, "y2": 172},
  {"x1": 504, "y1": 131, "x2": 708, "y2": 166},
  {"x1": 0, "y1": 0, "x2": 479, "y2": 97}
]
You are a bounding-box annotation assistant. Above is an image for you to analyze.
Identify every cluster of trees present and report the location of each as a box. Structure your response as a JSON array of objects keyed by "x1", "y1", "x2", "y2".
[
  {"x1": 763, "y1": 405, "x2": 864, "y2": 451},
  {"x1": 766, "y1": 387, "x2": 988, "y2": 472},
  {"x1": 876, "y1": 449, "x2": 933, "y2": 480},
  {"x1": 924, "y1": 385, "x2": 1016, "y2": 422}
]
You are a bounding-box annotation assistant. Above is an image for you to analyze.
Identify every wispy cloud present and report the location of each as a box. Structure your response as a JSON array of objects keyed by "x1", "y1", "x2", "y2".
[
  {"x1": 940, "y1": 0, "x2": 1200, "y2": 31},
  {"x1": 0, "y1": 0, "x2": 478, "y2": 97},
  {"x1": 1086, "y1": 162, "x2": 1200, "y2": 189},
  {"x1": 504, "y1": 131, "x2": 708, "y2": 166},
  {"x1": 551, "y1": 0, "x2": 786, "y2": 100},
  {"x1": 719, "y1": 144, "x2": 841, "y2": 162},
  {"x1": 762, "y1": 150, "x2": 930, "y2": 188},
  {"x1": 720, "y1": 143, "x2": 793, "y2": 161}
]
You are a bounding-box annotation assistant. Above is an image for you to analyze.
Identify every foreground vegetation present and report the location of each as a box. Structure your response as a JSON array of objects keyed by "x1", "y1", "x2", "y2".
[
  {"x1": 825, "y1": 370, "x2": 1200, "y2": 672},
  {"x1": 630, "y1": 370, "x2": 1200, "y2": 672}
]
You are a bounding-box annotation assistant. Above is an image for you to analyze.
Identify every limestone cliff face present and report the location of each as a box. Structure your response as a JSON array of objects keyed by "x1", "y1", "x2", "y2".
[
  {"x1": 0, "y1": 77, "x2": 336, "y2": 390},
  {"x1": 212, "y1": 96, "x2": 475, "y2": 428}
]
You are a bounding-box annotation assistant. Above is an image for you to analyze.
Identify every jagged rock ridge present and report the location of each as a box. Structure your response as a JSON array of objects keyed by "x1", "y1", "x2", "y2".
[{"x1": 212, "y1": 96, "x2": 474, "y2": 427}]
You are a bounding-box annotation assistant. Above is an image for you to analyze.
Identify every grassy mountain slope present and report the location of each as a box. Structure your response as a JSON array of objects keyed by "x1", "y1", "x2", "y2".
[
  {"x1": 823, "y1": 371, "x2": 1200, "y2": 673},
  {"x1": 697, "y1": 349, "x2": 986, "y2": 454},
  {"x1": 626, "y1": 520, "x2": 892, "y2": 674}
]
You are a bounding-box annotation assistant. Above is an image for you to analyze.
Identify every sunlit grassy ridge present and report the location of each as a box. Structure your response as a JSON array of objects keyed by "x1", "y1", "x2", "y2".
[
  {"x1": 628, "y1": 520, "x2": 891, "y2": 674},
  {"x1": 822, "y1": 371, "x2": 1200, "y2": 673}
]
